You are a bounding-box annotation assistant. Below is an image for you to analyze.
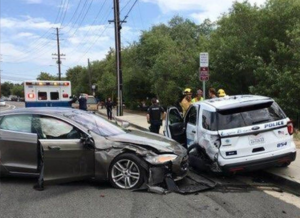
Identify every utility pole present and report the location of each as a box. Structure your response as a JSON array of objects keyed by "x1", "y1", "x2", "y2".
[
  {"x1": 88, "y1": 58, "x2": 92, "y2": 94},
  {"x1": 52, "y1": 28, "x2": 65, "y2": 81},
  {"x1": 113, "y1": 0, "x2": 123, "y2": 116},
  {"x1": 0, "y1": 70, "x2": 2, "y2": 98},
  {"x1": 0, "y1": 54, "x2": 2, "y2": 97}
]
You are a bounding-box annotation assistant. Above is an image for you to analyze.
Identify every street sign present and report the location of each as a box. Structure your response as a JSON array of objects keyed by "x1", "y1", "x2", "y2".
[
  {"x1": 200, "y1": 75, "x2": 209, "y2": 81},
  {"x1": 199, "y1": 52, "x2": 209, "y2": 99},
  {"x1": 200, "y1": 52, "x2": 209, "y2": 67},
  {"x1": 200, "y1": 67, "x2": 209, "y2": 81}
]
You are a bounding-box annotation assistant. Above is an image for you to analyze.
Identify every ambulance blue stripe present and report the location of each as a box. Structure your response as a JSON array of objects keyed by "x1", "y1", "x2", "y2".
[{"x1": 25, "y1": 101, "x2": 71, "y2": 107}]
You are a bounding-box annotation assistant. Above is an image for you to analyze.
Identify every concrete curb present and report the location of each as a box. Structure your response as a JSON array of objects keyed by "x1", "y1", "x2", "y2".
[{"x1": 262, "y1": 170, "x2": 300, "y2": 196}]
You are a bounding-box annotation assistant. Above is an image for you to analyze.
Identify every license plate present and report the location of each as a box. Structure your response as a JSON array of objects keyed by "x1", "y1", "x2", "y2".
[{"x1": 248, "y1": 135, "x2": 265, "y2": 145}]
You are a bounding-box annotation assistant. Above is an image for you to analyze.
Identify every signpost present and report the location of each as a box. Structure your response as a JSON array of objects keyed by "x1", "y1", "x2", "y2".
[{"x1": 200, "y1": 52, "x2": 209, "y2": 99}]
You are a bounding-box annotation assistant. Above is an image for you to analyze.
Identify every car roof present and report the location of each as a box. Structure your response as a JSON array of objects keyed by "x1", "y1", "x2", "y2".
[
  {"x1": 194, "y1": 95, "x2": 274, "y2": 111},
  {"x1": 0, "y1": 107, "x2": 84, "y2": 116}
]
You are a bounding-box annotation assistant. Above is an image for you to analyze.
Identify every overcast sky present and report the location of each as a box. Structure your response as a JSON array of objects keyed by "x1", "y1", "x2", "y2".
[{"x1": 0, "y1": 0, "x2": 266, "y2": 83}]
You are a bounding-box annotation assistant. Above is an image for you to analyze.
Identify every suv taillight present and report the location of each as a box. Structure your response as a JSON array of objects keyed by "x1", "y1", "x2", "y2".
[{"x1": 287, "y1": 121, "x2": 293, "y2": 135}]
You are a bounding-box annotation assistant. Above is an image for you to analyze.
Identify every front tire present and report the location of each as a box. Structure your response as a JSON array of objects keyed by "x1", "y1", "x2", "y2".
[
  {"x1": 109, "y1": 153, "x2": 146, "y2": 189},
  {"x1": 187, "y1": 144, "x2": 209, "y2": 172}
]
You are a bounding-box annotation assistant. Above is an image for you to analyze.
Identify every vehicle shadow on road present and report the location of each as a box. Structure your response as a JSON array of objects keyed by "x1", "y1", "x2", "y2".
[{"x1": 0, "y1": 177, "x2": 114, "y2": 201}]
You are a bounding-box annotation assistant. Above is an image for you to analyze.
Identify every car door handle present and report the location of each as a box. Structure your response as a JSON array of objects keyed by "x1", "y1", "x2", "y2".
[
  {"x1": 48, "y1": 146, "x2": 61, "y2": 150},
  {"x1": 192, "y1": 130, "x2": 196, "y2": 133}
]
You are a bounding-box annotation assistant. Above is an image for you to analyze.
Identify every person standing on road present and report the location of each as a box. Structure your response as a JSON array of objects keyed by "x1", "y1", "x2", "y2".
[
  {"x1": 147, "y1": 98, "x2": 166, "y2": 134},
  {"x1": 78, "y1": 94, "x2": 87, "y2": 110},
  {"x1": 105, "y1": 97, "x2": 113, "y2": 120},
  {"x1": 180, "y1": 88, "x2": 193, "y2": 116},
  {"x1": 192, "y1": 89, "x2": 204, "y2": 103}
]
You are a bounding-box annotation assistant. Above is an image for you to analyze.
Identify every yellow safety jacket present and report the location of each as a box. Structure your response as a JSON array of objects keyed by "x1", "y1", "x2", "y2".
[
  {"x1": 180, "y1": 97, "x2": 192, "y2": 116},
  {"x1": 192, "y1": 97, "x2": 203, "y2": 103}
]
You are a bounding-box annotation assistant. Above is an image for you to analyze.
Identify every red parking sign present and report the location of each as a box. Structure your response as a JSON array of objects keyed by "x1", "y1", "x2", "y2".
[{"x1": 199, "y1": 67, "x2": 209, "y2": 81}]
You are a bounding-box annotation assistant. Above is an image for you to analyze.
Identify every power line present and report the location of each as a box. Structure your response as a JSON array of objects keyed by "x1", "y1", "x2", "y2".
[
  {"x1": 120, "y1": 0, "x2": 132, "y2": 12},
  {"x1": 54, "y1": 0, "x2": 65, "y2": 24},
  {"x1": 1, "y1": 74, "x2": 36, "y2": 81},
  {"x1": 74, "y1": 23, "x2": 111, "y2": 63},
  {"x1": 137, "y1": 0, "x2": 145, "y2": 30},
  {"x1": 15, "y1": 0, "x2": 68, "y2": 62},
  {"x1": 60, "y1": 0, "x2": 70, "y2": 27},
  {"x1": 11, "y1": 36, "x2": 56, "y2": 63},
  {"x1": 121, "y1": 0, "x2": 138, "y2": 23},
  {"x1": 10, "y1": 0, "x2": 66, "y2": 61},
  {"x1": 5, "y1": 30, "x2": 53, "y2": 61},
  {"x1": 64, "y1": 0, "x2": 90, "y2": 35},
  {"x1": 68, "y1": 0, "x2": 95, "y2": 38},
  {"x1": 62, "y1": 0, "x2": 83, "y2": 28},
  {"x1": 66, "y1": 1, "x2": 111, "y2": 55}
]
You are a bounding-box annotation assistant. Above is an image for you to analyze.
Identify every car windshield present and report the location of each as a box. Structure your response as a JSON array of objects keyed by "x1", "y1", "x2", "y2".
[
  {"x1": 202, "y1": 101, "x2": 286, "y2": 131},
  {"x1": 64, "y1": 112, "x2": 125, "y2": 137}
]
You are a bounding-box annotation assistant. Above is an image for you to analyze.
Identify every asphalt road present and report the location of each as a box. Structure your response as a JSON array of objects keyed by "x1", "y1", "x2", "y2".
[
  {"x1": 0, "y1": 101, "x2": 300, "y2": 218},
  {"x1": 1, "y1": 176, "x2": 300, "y2": 218}
]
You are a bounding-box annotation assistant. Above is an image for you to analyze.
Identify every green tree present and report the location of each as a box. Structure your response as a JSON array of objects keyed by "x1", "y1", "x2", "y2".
[
  {"x1": 208, "y1": 1, "x2": 261, "y2": 95},
  {"x1": 11, "y1": 84, "x2": 24, "y2": 97},
  {"x1": 36, "y1": 72, "x2": 57, "y2": 80},
  {"x1": 1, "y1": 82, "x2": 14, "y2": 97},
  {"x1": 62, "y1": 1, "x2": 300, "y2": 125},
  {"x1": 122, "y1": 43, "x2": 153, "y2": 109},
  {"x1": 65, "y1": 66, "x2": 89, "y2": 96},
  {"x1": 95, "y1": 50, "x2": 117, "y2": 101}
]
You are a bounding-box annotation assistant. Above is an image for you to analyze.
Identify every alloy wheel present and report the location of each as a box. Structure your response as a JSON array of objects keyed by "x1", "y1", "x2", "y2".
[{"x1": 111, "y1": 159, "x2": 141, "y2": 189}]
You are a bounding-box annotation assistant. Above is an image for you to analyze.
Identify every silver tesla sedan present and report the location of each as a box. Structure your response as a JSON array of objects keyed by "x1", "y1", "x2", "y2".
[{"x1": 0, "y1": 108, "x2": 188, "y2": 190}]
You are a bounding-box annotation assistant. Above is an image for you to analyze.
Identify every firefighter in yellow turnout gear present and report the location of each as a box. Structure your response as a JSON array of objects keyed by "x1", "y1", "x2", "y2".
[{"x1": 180, "y1": 88, "x2": 193, "y2": 116}]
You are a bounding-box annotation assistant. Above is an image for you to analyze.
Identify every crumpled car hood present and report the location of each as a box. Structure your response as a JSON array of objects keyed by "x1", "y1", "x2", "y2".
[{"x1": 107, "y1": 130, "x2": 186, "y2": 155}]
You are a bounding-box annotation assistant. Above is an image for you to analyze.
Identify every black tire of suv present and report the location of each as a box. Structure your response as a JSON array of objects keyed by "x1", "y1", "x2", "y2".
[{"x1": 187, "y1": 144, "x2": 208, "y2": 172}]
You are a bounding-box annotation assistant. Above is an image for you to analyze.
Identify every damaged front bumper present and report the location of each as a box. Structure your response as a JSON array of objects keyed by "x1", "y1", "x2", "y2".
[
  {"x1": 144, "y1": 162, "x2": 216, "y2": 195},
  {"x1": 145, "y1": 154, "x2": 189, "y2": 186}
]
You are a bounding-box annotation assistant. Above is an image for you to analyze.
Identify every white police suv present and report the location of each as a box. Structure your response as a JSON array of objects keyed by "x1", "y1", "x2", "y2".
[{"x1": 164, "y1": 95, "x2": 297, "y2": 173}]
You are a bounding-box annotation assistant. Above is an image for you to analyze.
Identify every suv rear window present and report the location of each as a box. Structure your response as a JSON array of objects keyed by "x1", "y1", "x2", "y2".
[
  {"x1": 87, "y1": 97, "x2": 97, "y2": 104},
  {"x1": 203, "y1": 101, "x2": 286, "y2": 131}
]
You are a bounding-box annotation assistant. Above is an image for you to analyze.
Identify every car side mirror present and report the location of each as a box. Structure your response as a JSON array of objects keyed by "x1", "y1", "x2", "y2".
[{"x1": 81, "y1": 135, "x2": 95, "y2": 148}]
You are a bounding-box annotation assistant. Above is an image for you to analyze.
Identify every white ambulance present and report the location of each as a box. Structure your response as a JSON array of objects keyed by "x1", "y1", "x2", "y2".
[{"x1": 24, "y1": 80, "x2": 72, "y2": 107}]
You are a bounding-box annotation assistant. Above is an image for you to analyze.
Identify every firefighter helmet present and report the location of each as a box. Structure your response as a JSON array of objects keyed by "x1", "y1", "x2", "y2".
[{"x1": 183, "y1": 88, "x2": 192, "y2": 95}]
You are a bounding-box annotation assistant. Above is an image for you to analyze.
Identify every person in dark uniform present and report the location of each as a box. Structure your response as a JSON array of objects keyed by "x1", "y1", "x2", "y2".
[
  {"x1": 105, "y1": 97, "x2": 113, "y2": 120},
  {"x1": 78, "y1": 94, "x2": 87, "y2": 110},
  {"x1": 147, "y1": 98, "x2": 166, "y2": 134}
]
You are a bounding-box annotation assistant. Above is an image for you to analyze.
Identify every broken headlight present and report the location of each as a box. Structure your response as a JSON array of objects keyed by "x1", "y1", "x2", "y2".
[{"x1": 144, "y1": 154, "x2": 178, "y2": 165}]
